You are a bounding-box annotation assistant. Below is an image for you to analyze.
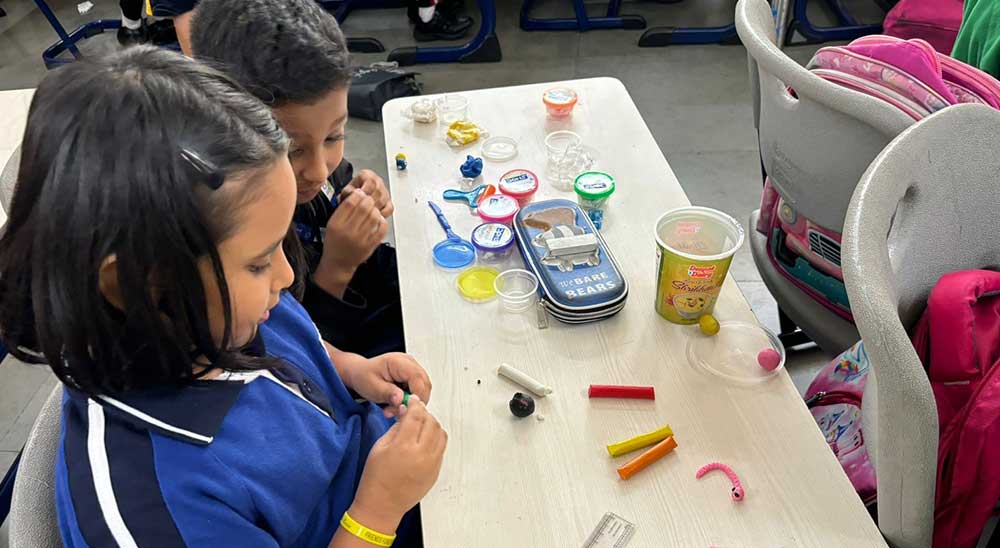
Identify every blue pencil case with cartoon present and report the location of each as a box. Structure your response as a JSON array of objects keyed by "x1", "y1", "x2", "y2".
[{"x1": 513, "y1": 199, "x2": 628, "y2": 324}]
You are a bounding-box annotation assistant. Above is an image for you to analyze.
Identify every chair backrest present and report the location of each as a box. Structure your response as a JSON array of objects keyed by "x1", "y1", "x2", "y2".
[
  {"x1": 736, "y1": 0, "x2": 914, "y2": 232},
  {"x1": 843, "y1": 103, "x2": 1000, "y2": 548},
  {"x1": 1, "y1": 145, "x2": 20, "y2": 217},
  {"x1": 10, "y1": 383, "x2": 63, "y2": 548}
]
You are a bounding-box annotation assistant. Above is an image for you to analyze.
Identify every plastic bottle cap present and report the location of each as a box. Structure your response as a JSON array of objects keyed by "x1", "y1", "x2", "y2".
[{"x1": 574, "y1": 171, "x2": 616, "y2": 199}]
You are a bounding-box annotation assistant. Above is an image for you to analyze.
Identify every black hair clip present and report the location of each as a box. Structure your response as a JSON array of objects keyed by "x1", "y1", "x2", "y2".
[{"x1": 180, "y1": 148, "x2": 225, "y2": 190}]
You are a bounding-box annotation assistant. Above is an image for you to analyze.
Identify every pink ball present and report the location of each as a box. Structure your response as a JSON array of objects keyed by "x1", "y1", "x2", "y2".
[{"x1": 757, "y1": 348, "x2": 781, "y2": 371}]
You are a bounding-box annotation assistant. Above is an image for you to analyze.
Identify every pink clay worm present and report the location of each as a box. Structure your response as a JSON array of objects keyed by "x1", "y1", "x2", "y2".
[{"x1": 696, "y1": 462, "x2": 744, "y2": 502}]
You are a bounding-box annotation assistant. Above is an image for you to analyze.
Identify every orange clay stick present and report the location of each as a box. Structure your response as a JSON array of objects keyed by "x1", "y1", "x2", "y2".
[{"x1": 616, "y1": 436, "x2": 678, "y2": 480}]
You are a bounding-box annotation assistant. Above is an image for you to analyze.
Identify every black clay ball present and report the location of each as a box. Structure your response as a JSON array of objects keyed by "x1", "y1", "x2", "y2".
[{"x1": 509, "y1": 392, "x2": 535, "y2": 418}]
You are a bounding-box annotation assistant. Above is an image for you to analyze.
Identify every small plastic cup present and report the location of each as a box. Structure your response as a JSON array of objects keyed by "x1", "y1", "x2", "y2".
[
  {"x1": 654, "y1": 206, "x2": 745, "y2": 324},
  {"x1": 542, "y1": 87, "x2": 578, "y2": 118},
  {"x1": 498, "y1": 169, "x2": 539, "y2": 206},
  {"x1": 573, "y1": 171, "x2": 615, "y2": 230},
  {"x1": 471, "y1": 222, "x2": 516, "y2": 265},
  {"x1": 435, "y1": 94, "x2": 469, "y2": 125},
  {"x1": 477, "y1": 194, "x2": 520, "y2": 225},
  {"x1": 545, "y1": 130, "x2": 595, "y2": 191},
  {"x1": 494, "y1": 269, "x2": 539, "y2": 313},
  {"x1": 544, "y1": 130, "x2": 582, "y2": 158}
]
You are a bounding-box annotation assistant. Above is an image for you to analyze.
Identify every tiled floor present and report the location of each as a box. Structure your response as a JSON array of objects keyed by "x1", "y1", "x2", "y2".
[{"x1": 0, "y1": 0, "x2": 858, "y2": 533}]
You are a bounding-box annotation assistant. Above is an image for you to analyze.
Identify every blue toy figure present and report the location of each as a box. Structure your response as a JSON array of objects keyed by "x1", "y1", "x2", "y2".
[
  {"x1": 395, "y1": 153, "x2": 407, "y2": 171},
  {"x1": 459, "y1": 155, "x2": 483, "y2": 178}
]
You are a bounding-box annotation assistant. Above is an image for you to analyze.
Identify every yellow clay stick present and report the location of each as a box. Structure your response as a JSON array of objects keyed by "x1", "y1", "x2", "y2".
[{"x1": 607, "y1": 424, "x2": 674, "y2": 457}]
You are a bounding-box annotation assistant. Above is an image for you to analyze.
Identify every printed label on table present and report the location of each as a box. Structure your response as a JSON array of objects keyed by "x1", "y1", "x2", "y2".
[{"x1": 582, "y1": 512, "x2": 636, "y2": 548}]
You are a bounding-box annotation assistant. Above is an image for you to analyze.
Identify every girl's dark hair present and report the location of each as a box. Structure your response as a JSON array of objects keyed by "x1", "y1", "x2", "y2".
[
  {"x1": 190, "y1": 0, "x2": 352, "y2": 106},
  {"x1": 0, "y1": 46, "x2": 290, "y2": 395}
]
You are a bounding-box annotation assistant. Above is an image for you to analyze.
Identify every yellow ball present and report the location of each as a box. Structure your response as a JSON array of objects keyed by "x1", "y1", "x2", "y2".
[{"x1": 698, "y1": 314, "x2": 720, "y2": 336}]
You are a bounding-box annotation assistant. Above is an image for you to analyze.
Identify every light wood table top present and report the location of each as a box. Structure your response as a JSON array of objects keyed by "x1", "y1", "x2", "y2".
[{"x1": 383, "y1": 78, "x2": 885, "y2": 547}]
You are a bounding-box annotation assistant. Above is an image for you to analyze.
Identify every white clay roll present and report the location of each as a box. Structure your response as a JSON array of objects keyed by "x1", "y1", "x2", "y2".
[{"x1": 497, "y1": 363, "x2": 553, "y2": 397}]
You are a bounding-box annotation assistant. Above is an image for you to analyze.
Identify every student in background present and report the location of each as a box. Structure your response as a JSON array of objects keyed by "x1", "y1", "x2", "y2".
[
  {"x1": 952, "y1": 0, "x2": 1000, "y2": 78},
  {"x1": 150, "y1": 0, "x2": 472, "y2": 54}
]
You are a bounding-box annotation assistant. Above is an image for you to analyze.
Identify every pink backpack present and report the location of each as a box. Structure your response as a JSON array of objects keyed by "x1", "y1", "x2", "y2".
[
  {"x1": 911, "y1": 270, "x2": 1000, "y2": 548},
  {"x1": 758, "y1": 36, "x2": 1000, "y2": 320},
  {"x1": 883, "y1": 0, "x2": 964, "y2": 55},
  {"x1": 806, "y1": 270, "x2": 1000, "y2": 547}
]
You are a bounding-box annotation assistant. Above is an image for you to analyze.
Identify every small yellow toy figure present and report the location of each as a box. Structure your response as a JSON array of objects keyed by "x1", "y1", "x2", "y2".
[{"x1": 395, "y1": 153, "x2": 407, "y2": 171}]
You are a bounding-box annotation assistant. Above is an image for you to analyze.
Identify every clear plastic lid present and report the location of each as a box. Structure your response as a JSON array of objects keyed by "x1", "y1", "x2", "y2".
[
  {"x1": 686, "y1": 321, "x2": 785, "y2": 384},
  {"x1": 481, "y1": 136, "x2": 518, "y2": 162}
]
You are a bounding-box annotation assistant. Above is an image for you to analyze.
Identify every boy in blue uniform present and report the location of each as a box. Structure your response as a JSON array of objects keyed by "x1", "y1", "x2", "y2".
[{"x1": 0, "y1": 47, "x2": 446, "y2": 547}]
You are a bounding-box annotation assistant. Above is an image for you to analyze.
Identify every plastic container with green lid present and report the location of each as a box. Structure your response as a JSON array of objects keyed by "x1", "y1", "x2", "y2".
[{"x1": 573, "y1": 171, "x2": 616, "y2": 230}]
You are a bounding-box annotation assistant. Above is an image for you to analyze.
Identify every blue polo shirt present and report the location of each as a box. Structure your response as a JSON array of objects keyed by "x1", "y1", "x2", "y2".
[{"x1": 54, "y1": 294, "x2": 415, "y2": 547}]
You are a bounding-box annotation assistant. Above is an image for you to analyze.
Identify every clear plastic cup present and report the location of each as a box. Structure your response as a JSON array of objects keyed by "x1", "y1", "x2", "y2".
[
  {"x1": 544, "y1": 131, "x2": 596, "y2": 191},
  {"x1": 435, "y1": 94, "x2": 469, "y2": 125},
  {"x1": 494, "y1": 269, "x2": 539, "y2": 313},
  {"x1": 654, "y1": 206, "x2": 745, "y2": 324}
]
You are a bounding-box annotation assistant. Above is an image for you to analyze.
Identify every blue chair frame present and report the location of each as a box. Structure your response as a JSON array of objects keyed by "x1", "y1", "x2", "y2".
[
  {"x1": 519, "y1": 0, "x2": 646, "y2": 32},
  {"x1": 319, "y1": 0, "x2": 501, "y2": 65},
  {"x1": 34, "y1": 0, "x2": 119, "y2": 69},
  {"x1": 785, "y1": 0, "x2": 881, "y2": 45}
]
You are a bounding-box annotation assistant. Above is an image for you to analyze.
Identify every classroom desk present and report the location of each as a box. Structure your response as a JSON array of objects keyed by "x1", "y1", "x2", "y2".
[
  {"x1": 0, "y1": 89, "x2": 34, "y2": 226},
  {"x1": 383, "y1": 78, "x2": 887, "y2": 547}
]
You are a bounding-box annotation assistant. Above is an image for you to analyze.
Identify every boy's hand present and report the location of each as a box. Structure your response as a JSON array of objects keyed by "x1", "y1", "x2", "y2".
[
  {"x1": 345, "y1": 353, "x2": 432, "y2": 418},
  {"x1": 349, "y1": 170, "x2": 394, "y2": 218},
  {"x1": 350, "y1": 397, "x2": 448, "y2": 533},
  {"x1": 313, "y1": 188, "x2": 388, "y2": 299}
]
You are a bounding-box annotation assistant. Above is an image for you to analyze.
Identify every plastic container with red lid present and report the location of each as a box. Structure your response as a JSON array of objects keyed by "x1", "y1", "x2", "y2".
[
  {"x1": 542, "y1": 87, "x2": 578, "y2": 118},
  {"x1": 498, "y1": 168, "x2": 539, "y2": 206},
  {"x1": 477, "y1": 194, "x2": 520, "y2": 225}
]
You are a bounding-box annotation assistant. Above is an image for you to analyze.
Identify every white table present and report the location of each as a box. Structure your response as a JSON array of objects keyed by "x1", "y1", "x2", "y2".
[
  {"x1": 383, "y1": 78, "x2": 887, "y2": 547},
  {"x1": 0, "y1": 88, "x2": 34, "y2": 226}
]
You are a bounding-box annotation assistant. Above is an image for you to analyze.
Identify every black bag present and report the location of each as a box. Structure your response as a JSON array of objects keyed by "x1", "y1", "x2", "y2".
[{"x1": 348, "y1": 63, "x2": 421, "y2": 121}]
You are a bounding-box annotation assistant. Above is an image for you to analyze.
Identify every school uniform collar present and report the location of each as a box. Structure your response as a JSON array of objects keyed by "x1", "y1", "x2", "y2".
[{"x1": 71, "y1": 334, "x2": 269, "y2": 446}]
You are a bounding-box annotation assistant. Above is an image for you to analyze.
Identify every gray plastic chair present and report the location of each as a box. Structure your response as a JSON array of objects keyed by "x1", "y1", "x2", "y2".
[
  {"x1": 0, "y1": 145, "x2": 19, "y2": 217},
  {"x1": 843, "y1": 103, "x2": 1000, "y2": 548},
  {"x1": 736, "y1": 0, "x2": 913, "y2": 354},
  {"x1": 9, "y1": 383, "x2": 63, "y2": 548}
]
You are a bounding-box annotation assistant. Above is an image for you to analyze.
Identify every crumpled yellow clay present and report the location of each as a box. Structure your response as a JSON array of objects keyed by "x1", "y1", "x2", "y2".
[{"x1": 447, "y1": 120, "x2": 483, "y2": 146}]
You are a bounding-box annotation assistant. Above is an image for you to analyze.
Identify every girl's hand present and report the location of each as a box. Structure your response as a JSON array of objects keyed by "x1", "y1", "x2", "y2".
[
  {"x1": 312, "y1": 188, "x2": 387, "y2": 299},
  {"x1": 350, "y1": 397, "x2": 448, "y2": 533},
  {"x1": 346, "y1": 353, "x2": 432, "y2": 418},
  {"x1": 349, "y1": 170, "x2": 394, "y2": 218}
]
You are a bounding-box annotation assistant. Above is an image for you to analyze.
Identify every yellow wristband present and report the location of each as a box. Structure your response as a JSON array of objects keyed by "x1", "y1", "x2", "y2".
[{"x1": 340, "y1": 511, "x2": 396, "y2": 547}]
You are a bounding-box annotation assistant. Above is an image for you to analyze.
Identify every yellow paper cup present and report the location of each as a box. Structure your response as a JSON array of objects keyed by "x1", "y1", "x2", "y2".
[{"x1": 654, "y1": 206, "x2": 745, "y2": 324}]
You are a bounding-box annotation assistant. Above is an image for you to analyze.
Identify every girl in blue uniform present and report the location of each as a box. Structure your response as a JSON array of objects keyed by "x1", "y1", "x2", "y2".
[{"x1": 0, "y1": 46, "x2": 446, "y2": 547}]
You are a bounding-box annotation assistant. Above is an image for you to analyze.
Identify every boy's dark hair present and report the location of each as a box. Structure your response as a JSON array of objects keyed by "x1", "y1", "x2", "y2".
[
  {"x1": 191, "y1": 0, "x2": 352, "y2": 106},
  {"x1": 0, "y1": 46, "x2": 290, "y2": 395}
]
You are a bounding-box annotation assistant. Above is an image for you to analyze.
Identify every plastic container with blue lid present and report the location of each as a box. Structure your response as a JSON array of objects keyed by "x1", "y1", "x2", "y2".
[{"x1": 471, "y1": 222, "x2": 516, "y2": 264}]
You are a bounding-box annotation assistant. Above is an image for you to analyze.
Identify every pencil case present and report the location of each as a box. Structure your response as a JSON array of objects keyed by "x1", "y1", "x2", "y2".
[{"x1": 513, "y1": 199, "x2": 628, "y2": 324}]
